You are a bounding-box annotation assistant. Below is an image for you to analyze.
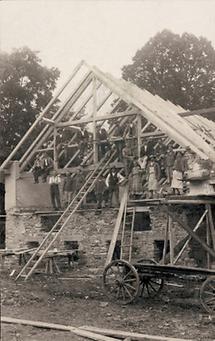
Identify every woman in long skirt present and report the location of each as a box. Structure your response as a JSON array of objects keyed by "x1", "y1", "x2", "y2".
[
  {"x1": 147, "y1": 157, "x2": 160, "y2": 198},
  {"x1": 171, "y1": 152, "x2": 184, "y2": 195},
  {"x1": 129, "y1": 161, "x2": 143, "y2": 198}
]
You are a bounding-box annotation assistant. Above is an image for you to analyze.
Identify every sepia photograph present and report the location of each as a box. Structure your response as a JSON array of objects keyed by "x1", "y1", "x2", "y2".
[{"x1": 0, "y1": 0, "x2": 215, "y2": 340}]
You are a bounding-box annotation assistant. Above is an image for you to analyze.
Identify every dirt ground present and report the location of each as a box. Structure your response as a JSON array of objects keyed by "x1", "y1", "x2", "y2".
[{"x1": 1, "y1": 268, "x2": 215, "y2": 341}]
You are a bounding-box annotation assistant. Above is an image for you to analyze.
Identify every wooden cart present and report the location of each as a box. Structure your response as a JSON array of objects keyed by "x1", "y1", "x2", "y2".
[
  {"x1": 103, "y1": 196, "x2": 215, "y2": 313},
  {"x1": 103, "y1": 259, "x2": 215, "y2": 313}
]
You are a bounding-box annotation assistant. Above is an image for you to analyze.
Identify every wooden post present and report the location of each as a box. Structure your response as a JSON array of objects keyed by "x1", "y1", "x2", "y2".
[
  {"x1": 162, "y1": 216, "x2": 169, "y2": 264},
  {"x1": 93, "y1": 76, "x2": 98, "y2": 164},
  {"x1": 128, "y1": 208, "x2": 135, "y2": 262},
  {"x1": 168, "y1": 215, "x2": 174, "y2": 264},
  {"x1": 105, "y1": 188, "x2": 128, "y2": 266},
  {"x1": 206, "y1": 212, "x2": 211, "y2": 269},
  {"x1": 137, "y1": 114, "x2": 142, "y2": 158},
  {"x1": 207, "y1": 204, "x2": 215, "y2": 249},
  {"x1": 53, "y1": 127, "x2": 58, "y2": 170}
]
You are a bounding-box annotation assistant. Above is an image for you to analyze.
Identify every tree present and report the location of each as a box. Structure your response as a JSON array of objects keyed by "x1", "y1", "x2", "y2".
[
  {"x1": 0, "y1": 47, "x2": 60, "y2": 163},
  {"x1": 122, "y1": 30, "x2": 215, "y2": 111}
]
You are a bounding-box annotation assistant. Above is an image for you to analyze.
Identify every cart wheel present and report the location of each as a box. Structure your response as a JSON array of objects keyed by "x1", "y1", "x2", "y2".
[
  {"x1": 140, "y1": 276, "x2": 164, "y2": 298},
  {"x1": 200, "y1": 276, "x2": 215, "y2": 314},
  {"x1": 103, "y1": 259, "x2": 140, "y2": 304}
]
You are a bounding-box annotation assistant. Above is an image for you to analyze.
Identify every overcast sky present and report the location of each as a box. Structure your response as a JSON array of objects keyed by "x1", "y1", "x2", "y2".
[{"x1": 1, "y1": 0, "x2": 215, "y2": 85}]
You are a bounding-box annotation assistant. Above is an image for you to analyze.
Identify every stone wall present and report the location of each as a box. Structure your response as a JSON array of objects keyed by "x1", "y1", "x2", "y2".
[{"x1": 5, "y1": 205, "x2": 195, "y2": 269}]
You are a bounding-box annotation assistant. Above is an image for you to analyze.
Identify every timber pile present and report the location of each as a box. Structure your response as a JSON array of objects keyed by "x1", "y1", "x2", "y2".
[{"x1": 2, "y1": 316, "x2": 194, "y2": 341}]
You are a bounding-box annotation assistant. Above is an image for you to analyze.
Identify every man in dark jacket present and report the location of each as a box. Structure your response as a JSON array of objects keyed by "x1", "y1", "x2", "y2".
[
  {"x1": 95, "y1": 175, "x2": 106, "y2": 213},
  {"x1": 40, "y1": 152, "x2": 53, "y2": 183},
  {"x1": 63, "y1": 172, "x2": 75, "y2": 207},
  {"x1": 122, "y1": 142, "x2": 134, "y2": 177},
  {"x1": 76, "y1": 126, "x2": 89, "y2": 159},
  {"x1": 112, "y1": 125, "x2": 125, "y2": 162},
  {"x1": 97, "y1": 127, "x2": 110, "y2": 160},
  {"x1": 165, "y1": 147, "x2": 175, "y2": 184}
]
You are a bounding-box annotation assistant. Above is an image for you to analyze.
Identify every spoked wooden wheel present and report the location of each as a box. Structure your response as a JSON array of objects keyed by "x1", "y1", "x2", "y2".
[
  {"x1": 140, "y1": 275, "x2": 164, "y2": 298},
  {"x1": 200, "y1": 276, "x2": 215, "y2": 313},
  {"x1": 103, "y1": 260, "x2": 140, "y2": 304}
]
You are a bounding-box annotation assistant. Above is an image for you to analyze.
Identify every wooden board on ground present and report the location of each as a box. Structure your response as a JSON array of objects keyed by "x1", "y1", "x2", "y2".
[
  {"x1": 80, "y1": 326, "x2": 194, "y2": 341},
  {"x1": 1, "y1": 316, "x2": 119, "y2": 341}
]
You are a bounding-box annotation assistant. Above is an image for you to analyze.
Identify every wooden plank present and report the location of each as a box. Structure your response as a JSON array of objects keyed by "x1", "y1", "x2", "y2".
[
  {"x1": 80, "y1": 326, "x2": 194, "y2": 341},
  {"x1": 14, "y1": 248, "x2": 37, "y2": 255},
  {"x1": 161, "y1": 217, "x2": 169, "y2": 265},
  {"x1": 105, "y1": 187, "x2": 128, "y2": 266},
  {"x1": 168, "y1": 215, "x2": 174, "y2": 264},
  {"x1": 56, "y1": 109, "x2": 137, "y2": 128},
  {"x1": 1, "y1": 317, "x2": 119, "y2": 341},
  {"x1": 1, "y1": 316, "x2": 72, "y2": 331},
  {"x1": 120, "y1": 201, "x2": 127, "y2": 260},
  {"x1": 179, "y1": 106, "x2": 215, "y2": 117},
  {"x1": 206, "y1": 213, "x2": 211, "y2": 269},
  {"x1": 129, "y1": 208, "x2": 135, "y2": 262},
  {"x1": 93, "y1": 76, "x2": 98, "y2": 164},
  {"x1": 53, "y1": 127, "x2": 57, "y2": 169},
  {"x1": 206, "y1": 204, "x2": 215, "y2": 249}
]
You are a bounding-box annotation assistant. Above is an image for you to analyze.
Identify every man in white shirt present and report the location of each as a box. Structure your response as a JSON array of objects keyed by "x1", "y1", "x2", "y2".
[
  {"x1": 49, "y1": 171, "x2": 62, "y2": 210},
  {"x1": 105, "y1": 167, "x2": 124, "y2": 207}
]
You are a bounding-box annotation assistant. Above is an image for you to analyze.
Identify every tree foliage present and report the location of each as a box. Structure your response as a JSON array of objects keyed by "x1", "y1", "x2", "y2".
[
  {"x1": 122, "y1": 30, "x2": 215, "y2": 111},
  {"x1": 0, "y1": 47, "x2": 60, "y2": 162}
]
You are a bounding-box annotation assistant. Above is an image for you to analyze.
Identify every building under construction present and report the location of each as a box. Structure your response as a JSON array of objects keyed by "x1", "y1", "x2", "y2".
[{"x1": 0, "y1": 62, "x2": 215, "y2": 309}]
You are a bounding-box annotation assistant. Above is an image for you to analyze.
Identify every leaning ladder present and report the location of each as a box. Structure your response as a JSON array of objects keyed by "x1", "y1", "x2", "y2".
[
  {"x1": 15, "y1": 151, "x2": 116, "y2": 281},
  {"x1": 120, "y1": 206, "x2": 135, "y2": 262}
]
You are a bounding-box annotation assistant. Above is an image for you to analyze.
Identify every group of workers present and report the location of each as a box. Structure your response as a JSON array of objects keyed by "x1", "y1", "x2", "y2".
[
  {"x1": 31, "y1": 131, "x2": 193, "y2": 211},
  {"x1": 53, "y1": 122, "x2": 139, "y2": 168},
  {"x1": 31, "y1": 118, "x2": 200, "y2": 210}
]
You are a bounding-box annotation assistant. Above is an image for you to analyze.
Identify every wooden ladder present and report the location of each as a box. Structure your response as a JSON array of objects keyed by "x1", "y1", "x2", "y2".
[
  {"x1": 120, "y1": 206, "x2": 135, "y2": 262},
  {"x1": 15, "y1": 151, "x2": 116, "y2": 281}
]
